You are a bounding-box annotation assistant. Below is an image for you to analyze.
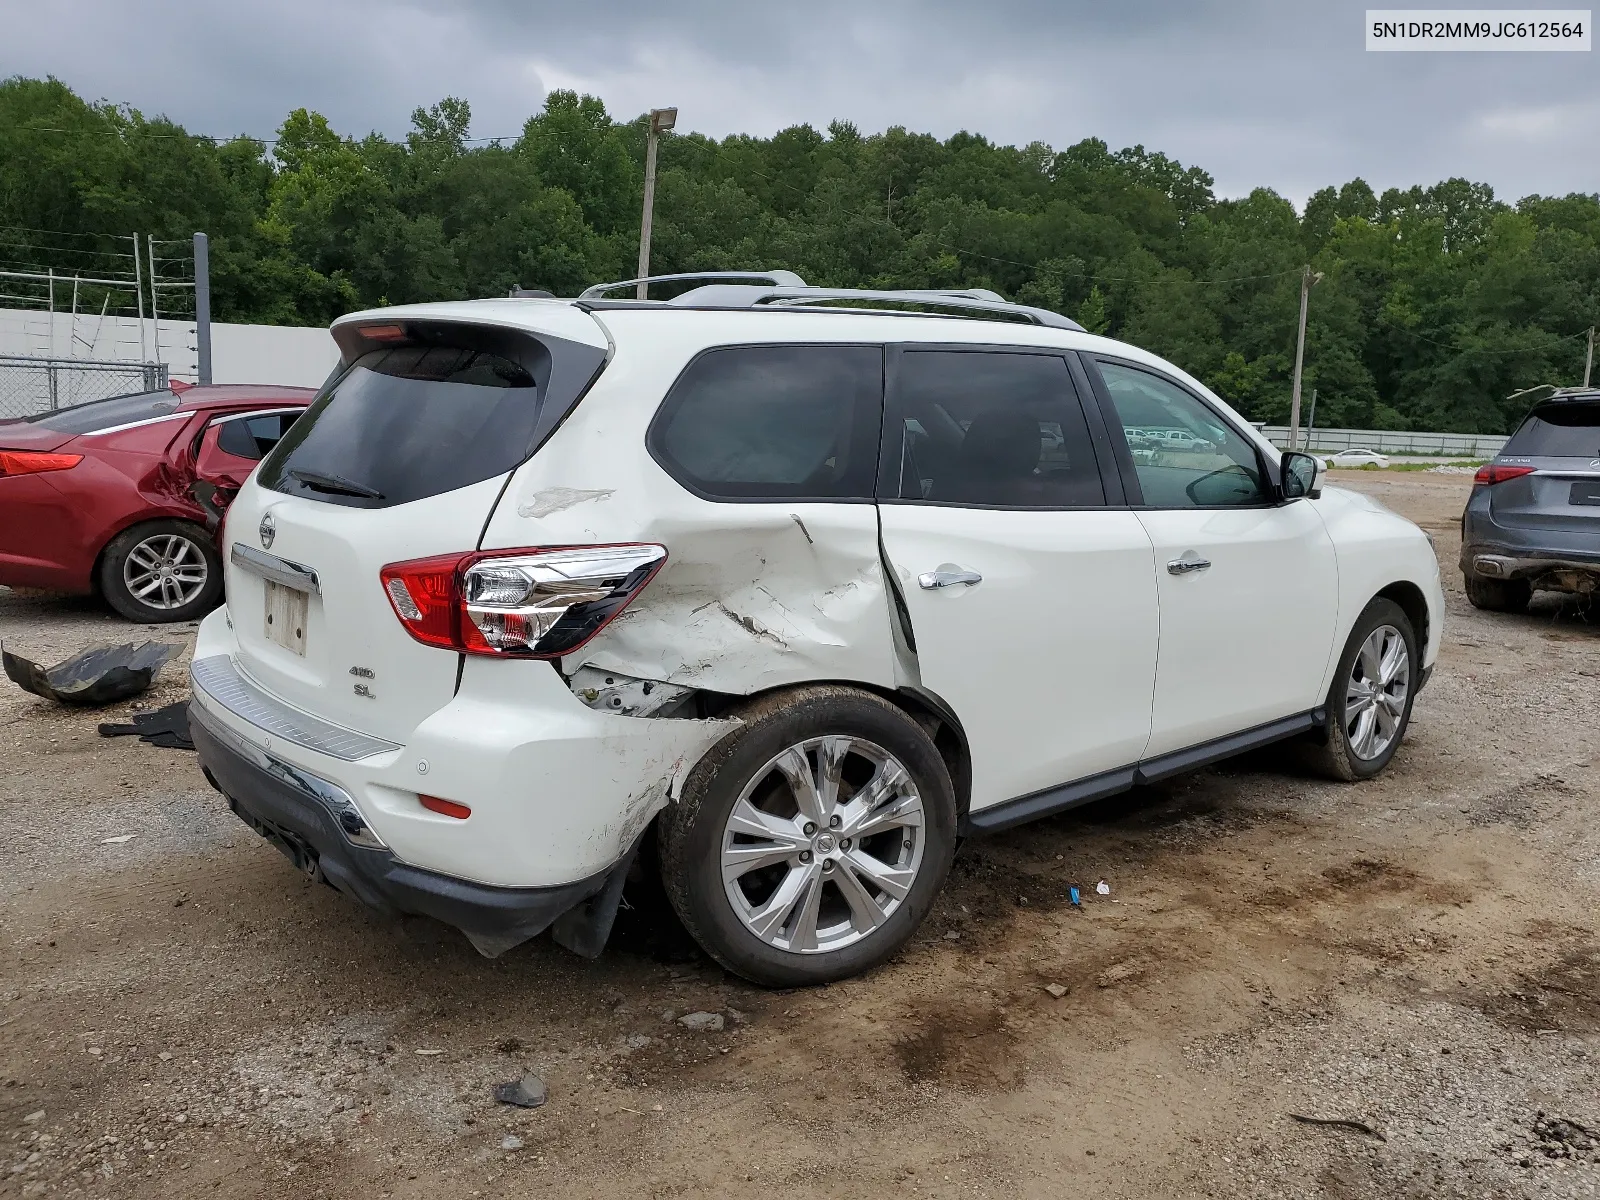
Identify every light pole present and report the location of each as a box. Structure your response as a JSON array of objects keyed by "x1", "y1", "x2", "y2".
[
  {"x1": 636, "y1": 106, "x2": 677, "y2": 299},
  {"x1": 1287, "y1": 265, "x2": 1323, "y2": 451}
]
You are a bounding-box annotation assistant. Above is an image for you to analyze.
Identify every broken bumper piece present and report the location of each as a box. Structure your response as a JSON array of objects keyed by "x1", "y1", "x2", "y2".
[{"x1": 189, "y1": 700, "x2": 632, "y2": 958}]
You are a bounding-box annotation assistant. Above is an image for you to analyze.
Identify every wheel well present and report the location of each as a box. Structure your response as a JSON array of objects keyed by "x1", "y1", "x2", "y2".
[
  {"x1": 691, "y1": 679, "x2": 974, "y2": 824},
  {"x1": 1377, "y1": 580, "x2": 1429, "y2": 651}
]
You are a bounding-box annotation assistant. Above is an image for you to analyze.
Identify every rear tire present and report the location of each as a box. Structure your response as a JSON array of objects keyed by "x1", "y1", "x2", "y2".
[
  {"x1": 1304, "y1": 598, "x2": 1418, "y2": 782},
  {"x1": 1463, "y1": 572, "x2": 1531, "y2": 613},
  {"x1": 99, "y1": 520, "x2": 222, "y2": 624},
  {"x1": 658, "y1": 686, "x2": 956, "y2": 987}
]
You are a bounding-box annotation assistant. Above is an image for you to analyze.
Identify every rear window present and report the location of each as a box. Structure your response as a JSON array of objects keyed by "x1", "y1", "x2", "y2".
[
  {"x1": 647, "y1": 345, "x2": 883, "y2": 500},
  {"x1": 25, "y1": 390, "x2": 180, "y2": 434},
  {"x1": 215, "y1": 411, "x2": 303, "y2": 461},
  {"x1": 1503, "y1": 404, "x2": 1600, "y2": 457},
  {"x1": 258, "y1": 324, "x2": 601, "y2": 508}
]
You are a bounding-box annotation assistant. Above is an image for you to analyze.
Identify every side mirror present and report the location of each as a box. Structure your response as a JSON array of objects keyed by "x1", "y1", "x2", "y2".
[{"x1": 1280, "y1": 451, "x2": 1323, "y2": 500}]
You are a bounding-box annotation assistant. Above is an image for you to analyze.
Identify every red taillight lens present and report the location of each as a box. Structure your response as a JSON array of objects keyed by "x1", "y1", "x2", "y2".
[
  {"x1": 0, "y1": 450, "x2": 83, "y2": 477},
  {"x1": 419, "y1": 794, "x2": 472, "y2": 820},
  {"x1": 1473, "y1": 463, "x2": 1536, "y2": 486},
  {"x1": 380, "y1": 553, "x2": 472, "y2": 649},
  {"x1": 379, "y1": 544, "x2": 667, "y2": 658}
]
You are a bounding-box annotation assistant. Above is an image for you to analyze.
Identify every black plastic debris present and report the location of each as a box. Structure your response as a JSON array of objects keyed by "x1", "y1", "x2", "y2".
[
  {"x1": 98, "y1": 701, "x2": 194, "y2": 751},
  {"x1": 492, "y1": 1074, "x2": 548, "y2": 1109},
  {"x1": 2, "y1": 642, "x2": 179, "y2": 707}
]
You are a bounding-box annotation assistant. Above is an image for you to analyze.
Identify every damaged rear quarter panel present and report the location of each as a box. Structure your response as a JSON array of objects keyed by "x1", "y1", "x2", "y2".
[{"x1": 476, "y1": 327, "x2": 899, "y2": 697}]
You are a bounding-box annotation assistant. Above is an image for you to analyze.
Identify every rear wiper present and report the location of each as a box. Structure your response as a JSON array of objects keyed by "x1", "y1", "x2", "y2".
[{"x1": 288, "y1": 468, "x2": 385, "y2": 500}]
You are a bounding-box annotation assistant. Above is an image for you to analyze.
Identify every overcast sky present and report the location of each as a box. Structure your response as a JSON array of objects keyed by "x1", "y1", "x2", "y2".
[{"x1": 3, "y1": 0, "x2": 1595, "y2": 206}]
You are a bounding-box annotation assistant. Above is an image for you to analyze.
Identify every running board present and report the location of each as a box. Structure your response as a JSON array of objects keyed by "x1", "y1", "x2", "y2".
[{"x1": 963, "y1": 709, "x2": 1325, "y2": 834}]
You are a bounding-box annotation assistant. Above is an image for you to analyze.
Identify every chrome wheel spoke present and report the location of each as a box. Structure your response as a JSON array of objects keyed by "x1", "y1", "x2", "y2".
[
  {"x1": 1378, "y1": 634, "x2": 1407, "y2": 686},
  {"x1": 815, "y1": 735, "x2": 849, "y2": 813},
  {"x1": 831, "y1": 856, "x2": 889, "y2": 934},
  {"x1": 746, "y1": 862, "x2": 817, "y2": 943},
  {"x1": 774, "y1": 747, "x2": 826, "y2": 825},
  {"x1": 1350, "y1": 706, "x2": 1378, "y2": 757},
  {"x1": 1358, "y1": 634, "x2": 1383, "y2": 683},
  {"x1": 841, "y1": 847, "x2": 914, "y2": 902},
  {"x1": 844, "y1": 790, "x2": 923, "y2": 841}
]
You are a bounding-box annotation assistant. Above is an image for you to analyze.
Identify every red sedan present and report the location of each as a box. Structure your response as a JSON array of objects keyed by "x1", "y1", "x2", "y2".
[{"x1": 0, "y1": 384, "x2": 316, "y2": 623}]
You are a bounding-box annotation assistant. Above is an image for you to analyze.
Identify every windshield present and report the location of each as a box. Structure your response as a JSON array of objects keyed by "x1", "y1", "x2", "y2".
[
  {"x1": 1503, "y1": 403, "x2": 1600, "y2": 457},
  {"x1": 24, "y1": 389, "x2": 181, "y2": 435}
]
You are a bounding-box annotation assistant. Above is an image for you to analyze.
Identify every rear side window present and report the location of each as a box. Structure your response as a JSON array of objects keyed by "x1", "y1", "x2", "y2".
[
  {"x1": 648, "y1": 345, "x2": 882, "y2": 500},
  {"x1": 259, "y1": 323, "x2": 603, "y2": 509},
  {"x1": 1503, "y1": 404, "x2": 1600, "y2": 457},
  {"x1": 889, "y1": 350, "x2": 1105, "y2": 507},
  {"x1": 25, "y1": 390, "x2": 180, "y2": 434},
  {"x1": 215, "y1": 411, "x2": 302, "y2": 461}
]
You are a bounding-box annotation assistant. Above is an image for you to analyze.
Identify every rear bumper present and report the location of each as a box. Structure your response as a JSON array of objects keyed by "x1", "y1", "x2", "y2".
[
  {"x1": 1461, "y1": 543, "x2": 1600, "y2": 592},
  {"x1": 190, "y1": 699, "x2": 625, "y2": 957}
]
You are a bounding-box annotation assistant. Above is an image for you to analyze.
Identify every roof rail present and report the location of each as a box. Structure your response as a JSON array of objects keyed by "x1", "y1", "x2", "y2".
[
  {"x1": 578, "y1": 270, "x2": 808, "y2": 300},
  {"x1": 586, "y1": 284, "x2": 1083, "y2": 331}
]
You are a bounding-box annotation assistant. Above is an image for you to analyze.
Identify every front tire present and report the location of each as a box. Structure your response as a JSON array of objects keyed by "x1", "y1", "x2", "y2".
[
  {"x1": 658, "y1": 686, "x2": 957, "y2": 987},
  {"x1": 99, "y1": 520, "x2": 222, "y2": 623},
  {"x1": 1304, "y1": 598, "x2": 1419, "y2": 781}
]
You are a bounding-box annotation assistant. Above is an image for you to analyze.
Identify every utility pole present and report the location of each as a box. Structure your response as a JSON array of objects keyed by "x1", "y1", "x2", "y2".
[
  {"x1": 1287, "y1": 265, "x2": 1323, "y2": 450},
  {"x1": 193, "y1": 232, "x2": 213, "y2": 385},
  {"x1": 1585, "y1": 326, "x2": 1595, "y2": 389},
  {"x1": 1306, "y1": 388, "x2": 1318, "y2": 446},
  {"x1": 635, "y1": 106, "x2": 677, "y2": 299}
]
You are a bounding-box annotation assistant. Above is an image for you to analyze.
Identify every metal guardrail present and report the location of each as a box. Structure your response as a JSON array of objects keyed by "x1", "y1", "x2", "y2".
[
  {"x1": 1262, "y1": 425, "x2": 1508, "y2": 458},
  {"x1": 0, "y1": 355, "x2": 168, "y2": 420}
]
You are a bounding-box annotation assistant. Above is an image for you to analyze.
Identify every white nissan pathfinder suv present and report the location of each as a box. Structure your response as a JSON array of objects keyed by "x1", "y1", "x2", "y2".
[{"x1": 190, "y1": 272, "x2": 1443, "y2": 986}]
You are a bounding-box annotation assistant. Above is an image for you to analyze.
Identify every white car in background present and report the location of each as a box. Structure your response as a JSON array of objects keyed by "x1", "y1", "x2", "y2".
[
  {"x1": 188, "y1": 271, "x2": 1444, "y2": 987},
  {"x1": 1324, "y1": 448, "x2": 1391, "y2": 469}
]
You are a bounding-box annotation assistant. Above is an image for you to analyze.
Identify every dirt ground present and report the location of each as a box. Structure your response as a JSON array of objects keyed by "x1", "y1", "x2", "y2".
[{"x1": 3, "y1": 471, "x2": 1598, "y2": 1200}]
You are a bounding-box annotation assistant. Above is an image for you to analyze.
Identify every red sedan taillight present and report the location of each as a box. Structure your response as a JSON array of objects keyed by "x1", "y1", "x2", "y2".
[
  {"x1": 380, "y1": 544, "x2": 667, "y2": 659},
  {"x1": 1473, "y1": 463, "x2": 1535, "y2": 486},
  {"x1": 0, "y1": 450, "x2": 83, "y2": 477}
]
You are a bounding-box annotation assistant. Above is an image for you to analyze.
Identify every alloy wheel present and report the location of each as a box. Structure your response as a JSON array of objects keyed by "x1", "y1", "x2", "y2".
[
  {"x1": 123, "y1": 533, "x2": 209, "y2": 611},
  {"x1": 1344, "y1": 623, "x2": 1409, "y2": 760},
  {"x1": 720, "y1": 735, "x2": 926, "y2": 955}
]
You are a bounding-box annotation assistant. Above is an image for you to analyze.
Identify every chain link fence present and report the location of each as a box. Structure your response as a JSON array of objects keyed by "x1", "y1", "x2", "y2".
[{"x1": 0, "y1": 355, "x2": 169, "y2": 420}]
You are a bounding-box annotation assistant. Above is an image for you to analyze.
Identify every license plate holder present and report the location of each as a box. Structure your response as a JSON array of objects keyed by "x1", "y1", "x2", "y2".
[
  {"x1": 264, "y1": 579, "x2": 309, "y2": 656},
  {"x1": 1571, "y1": 480, "x2": 1600, "y2": 507}
]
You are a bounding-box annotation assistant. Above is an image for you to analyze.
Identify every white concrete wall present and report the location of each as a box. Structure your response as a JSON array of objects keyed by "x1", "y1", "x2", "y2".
[{"x1": 0, "y1": 307, "x2": 338, "y2": 389}]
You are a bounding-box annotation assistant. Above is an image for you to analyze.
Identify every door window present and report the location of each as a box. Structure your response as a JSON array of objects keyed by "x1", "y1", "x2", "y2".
[
  {"x1": 1096, "y1": 361, "x2": 1268, "y2": 507},
  {"x1": 215, "y1": 411, "x2": 303, "y2": 461},
  {"x1": 889, "y1": 351, "x2": 1104, "y2": 507},
  {"x1": 648, "y1": 345, "x2": 882, "y2": 500}
]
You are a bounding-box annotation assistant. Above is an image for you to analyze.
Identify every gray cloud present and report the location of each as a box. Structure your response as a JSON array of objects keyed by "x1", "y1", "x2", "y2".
[{"x1": 3, "y1": 0, "x2": 1595, "y2": 204}]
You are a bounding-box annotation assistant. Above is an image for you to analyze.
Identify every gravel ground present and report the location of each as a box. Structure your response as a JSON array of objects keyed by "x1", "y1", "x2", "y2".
[{"x1": 1, "y1": 470, "x2": 1597, "y2": 1199}]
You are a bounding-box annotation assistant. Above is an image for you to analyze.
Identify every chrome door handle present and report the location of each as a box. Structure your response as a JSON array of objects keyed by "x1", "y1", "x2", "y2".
[
  {"x1": 1167, "y1": 556, "x2": 1211, "y2": 575},
  {"x1": 918, "y1": 567, "x2": 983, "y2": 590}
]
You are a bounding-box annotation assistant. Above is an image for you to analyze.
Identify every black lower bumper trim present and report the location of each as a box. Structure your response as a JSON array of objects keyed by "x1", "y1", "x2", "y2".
[{"x1": 191, "y1": 703, "x2": 625, "y2": 958}]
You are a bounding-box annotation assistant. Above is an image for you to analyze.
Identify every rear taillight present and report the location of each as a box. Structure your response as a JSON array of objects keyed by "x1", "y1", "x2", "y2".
[
  {"x1": 0, "y1": 450, "x2": 82, "y2": 477},
  {"x1": 380, "y1": 544, "x2": 667, "y2": 658},
  {"x1": 1473, "y1": 463, "x2": 1536, "y2": 486}
]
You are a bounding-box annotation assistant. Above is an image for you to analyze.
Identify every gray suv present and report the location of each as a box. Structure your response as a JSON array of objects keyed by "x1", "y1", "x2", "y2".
[{"x1": 1461, "y1": 390, "x2": 1600, "y2": 611}]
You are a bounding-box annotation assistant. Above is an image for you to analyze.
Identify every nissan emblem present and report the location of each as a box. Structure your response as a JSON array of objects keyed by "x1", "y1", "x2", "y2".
[{"x1": 259, "y1": 510, "x2": 277, "y2": 550}]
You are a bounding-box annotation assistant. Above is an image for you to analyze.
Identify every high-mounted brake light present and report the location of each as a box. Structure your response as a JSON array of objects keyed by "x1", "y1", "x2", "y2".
[
  {"x1": 0, "y1": 450, "x2": 83, "y2": 477},
  {"x1": 380, "y1": 544, "x2": 667, "y2": 658},
  {"x1": 358, "y1": 323, "x2": 407, "y2": 343},
  {"x1": 1473, "y1": 463, "x2": 1536, "y2": 486}
]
